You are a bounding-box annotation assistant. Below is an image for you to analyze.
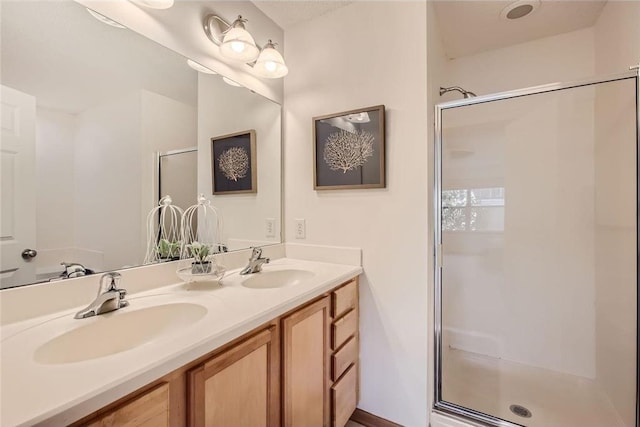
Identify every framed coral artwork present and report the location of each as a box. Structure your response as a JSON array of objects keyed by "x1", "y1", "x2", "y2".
[
  {"x1": 313, "y1": 105, "x2": 385, "y2": 190},
  {"x1": 211, "y1": 130, "x2": 256, "y2": 195}
]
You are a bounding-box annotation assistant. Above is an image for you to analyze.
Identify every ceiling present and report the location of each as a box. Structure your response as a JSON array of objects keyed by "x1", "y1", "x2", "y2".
[
  {"x1": 432, "y1": 0, "x2": 608, "y2": 59},
  {"x1": 252, "y1": 1, "x2": 353, "y2": 29},
  {"x1": 251, "y1": 1, "x2": 607, "y2": 58}
]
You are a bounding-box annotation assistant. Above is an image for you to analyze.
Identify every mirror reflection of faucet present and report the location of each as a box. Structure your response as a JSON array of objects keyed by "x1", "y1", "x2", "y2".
[{"x1": 60, "y1": 262, "x2": 94, "y2": 279}]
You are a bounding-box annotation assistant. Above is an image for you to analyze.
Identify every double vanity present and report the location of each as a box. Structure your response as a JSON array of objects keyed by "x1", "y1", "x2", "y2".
[{"x1": 0, "y1": 245, "x2": 362, "y2": 427}]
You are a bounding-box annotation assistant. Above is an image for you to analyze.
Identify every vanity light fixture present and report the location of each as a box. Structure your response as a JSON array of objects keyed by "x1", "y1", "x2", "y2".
[
  {"x1": 253, "y1": 40, "x2": 288, "y2": 78},
  {"x1": 86, "y1": 8, "x2": 126, "y2": 29},
  {"x1": 130, "y1": 0, "x2": 174, "y2": 10},
  {"x1": 187, "y1": 59, "x2": 217, "y2": 75},
  {"x1": 203, "y1": 13, "x2": 289, "y2": 79}
]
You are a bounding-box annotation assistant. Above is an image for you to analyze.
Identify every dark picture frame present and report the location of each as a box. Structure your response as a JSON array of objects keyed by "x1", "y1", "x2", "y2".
[
  {"x1": 211, "y1": 130, "x2": 257, "y2": 195},
  {"x1": 313, "y1": 105, "x2": 385, "y2": 190}
]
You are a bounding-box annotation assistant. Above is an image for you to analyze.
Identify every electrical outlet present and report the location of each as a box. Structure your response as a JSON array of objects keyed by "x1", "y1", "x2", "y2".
[
  {"x1": 294, "y1": 219, "x2": 306, "y2": 239},
  {"x1": 265, "y1": 218, "x2": 276, "y2": 238}
]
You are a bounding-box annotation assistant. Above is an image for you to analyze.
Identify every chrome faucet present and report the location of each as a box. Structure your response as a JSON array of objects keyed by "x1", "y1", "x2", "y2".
[
  {"x1": 74, "y1": 272, "x2": 129, "y2": 319},
  {"x1": 240, "y1": 247, "x2": 270, "y2": 275}
]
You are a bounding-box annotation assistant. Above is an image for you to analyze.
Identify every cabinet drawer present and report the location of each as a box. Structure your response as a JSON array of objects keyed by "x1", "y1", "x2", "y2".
[
  {"x1": 332, "y1": 280, "x2": 357, "y2": 319},
  {"x1": 331, "y1": 363, "x2": 357, "y2": 427},
  {"x1": 331, "y1": 309, "x2": 357, "y2": 350},
  {"x1": 332, "y1": 336, "x2": 357, "y2": 381}
]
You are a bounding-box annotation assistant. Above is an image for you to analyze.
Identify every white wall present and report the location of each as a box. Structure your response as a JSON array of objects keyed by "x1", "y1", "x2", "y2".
[
  {"x1": 284, "y1": 2, "x2": 428, "y2": 425},
  {"x1": 593, "y1": 2, "x2": 640, "y2": 424},
  {"x1": 35, "y1": 108, "x2": 77, "y2": 277},
  {"x1": 74, "y1": 93, "x2": 142, "y2": 271},
  {"x1": 198, "y1": 74, "x2": 281, "y2": 249},
  {"x1": 441, "y1": 27, "x2": 595, "y2": 98}
]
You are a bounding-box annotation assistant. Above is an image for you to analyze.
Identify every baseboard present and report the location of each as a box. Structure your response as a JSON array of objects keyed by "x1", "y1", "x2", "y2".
[{"x1": 351, "y1": 408, "x2": 403, "y2": 427}]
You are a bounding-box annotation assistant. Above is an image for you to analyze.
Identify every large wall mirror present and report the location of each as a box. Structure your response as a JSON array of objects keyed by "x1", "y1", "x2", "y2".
[{"x1": 0, "y1": 1, "x2": 282, "y2": 289}]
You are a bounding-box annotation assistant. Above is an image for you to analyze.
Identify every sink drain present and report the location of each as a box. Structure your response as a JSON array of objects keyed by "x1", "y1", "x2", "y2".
[{"x1": 509, "y1": 404, "x2": 532, "y2": 418}]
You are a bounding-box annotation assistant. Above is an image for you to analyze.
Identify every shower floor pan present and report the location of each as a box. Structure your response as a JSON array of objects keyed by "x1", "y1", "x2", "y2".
[{"x1": 442, "y1": 348, "x2": 625, "y2": 427}]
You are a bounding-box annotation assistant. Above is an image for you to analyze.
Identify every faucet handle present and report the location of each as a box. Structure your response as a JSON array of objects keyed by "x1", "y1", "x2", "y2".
[
  {"x1": 250, "y1": 247, "x2": 262, "y2": 260},
  {"x1": 99, "y1": 272, "x2": 122, "y2": 294}
]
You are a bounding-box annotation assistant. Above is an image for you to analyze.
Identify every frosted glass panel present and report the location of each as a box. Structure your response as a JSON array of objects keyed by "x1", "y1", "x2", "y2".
[{"x1": 439, "y1": 77, "x2": 637, "y2": 427}]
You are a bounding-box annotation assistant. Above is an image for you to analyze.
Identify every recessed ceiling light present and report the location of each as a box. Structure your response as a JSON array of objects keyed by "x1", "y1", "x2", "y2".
[
  {"x1": 86, "y1": 8, "x2": 126, "y2": 29},
  {"x1": 222, "y1": 77, "x2": 242, "y2": 87},
  {"x1": 500, "y1": 0, "x2": 540, "y2": 20},
  {"x1": 187, "y1": 59, "x2": 217, "y2": 75}
]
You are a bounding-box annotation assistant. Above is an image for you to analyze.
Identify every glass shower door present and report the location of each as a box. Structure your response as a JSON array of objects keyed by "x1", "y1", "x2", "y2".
[{"x1": 435, "y1": 74, "x2": 638, "y2": 427}]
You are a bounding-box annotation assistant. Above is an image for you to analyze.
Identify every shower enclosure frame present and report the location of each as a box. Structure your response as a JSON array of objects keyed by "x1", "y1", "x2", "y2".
[{"x1": 433, "y1": 68, "x2": 640, "y2": 427}]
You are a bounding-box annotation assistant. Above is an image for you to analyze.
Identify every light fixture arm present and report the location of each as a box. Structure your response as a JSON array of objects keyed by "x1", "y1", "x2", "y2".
[{"x1": 203, "y1": 14, "x2": 231, "y2": 45}]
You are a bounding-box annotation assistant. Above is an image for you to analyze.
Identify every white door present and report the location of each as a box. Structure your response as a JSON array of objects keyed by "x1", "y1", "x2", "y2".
[{"x1": 1, "y1": 85, "x2": 36, "y2": 289}]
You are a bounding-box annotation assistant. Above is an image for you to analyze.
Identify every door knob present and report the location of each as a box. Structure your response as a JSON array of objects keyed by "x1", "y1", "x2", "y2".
[{"x1": 21, "y1": 249, "x2": 37, "y2": 260}]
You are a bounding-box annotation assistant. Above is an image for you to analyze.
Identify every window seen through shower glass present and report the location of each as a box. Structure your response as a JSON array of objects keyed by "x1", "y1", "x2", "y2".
[{"x1": 439, "y1": 77, "x2": 637, "y2": 427}]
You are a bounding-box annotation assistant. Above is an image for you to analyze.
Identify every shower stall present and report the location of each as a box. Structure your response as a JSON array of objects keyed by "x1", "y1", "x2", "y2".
[{"x1": 434, "y1": 70, "x2": 639, "y2": 426}]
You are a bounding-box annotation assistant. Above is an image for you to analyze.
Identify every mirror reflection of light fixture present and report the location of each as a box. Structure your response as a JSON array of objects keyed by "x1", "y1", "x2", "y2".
[
  {"x1": 253, "y1": 40, "x2": 288, "y2": 78},
  {"x1": 222, "y1": 76, "x2": 242, "y2": 87},
  {"x1": 187, "y1": 59, "x2": 217, "y2": 75},
  {"x1": 86, "y1": 8, "x2": 126, "y2": 28},
  {"x1": 203, "y1": 13, "x2": 289, "y2": 79},
  {"x1": 345, "y1": 112, "x2": 370, "y2": 123},
  {"x1": 130, "y1": 0, "x2": 174, "y2": 10}
]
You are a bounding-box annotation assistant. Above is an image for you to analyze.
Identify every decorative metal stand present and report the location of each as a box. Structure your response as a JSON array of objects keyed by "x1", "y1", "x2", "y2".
[{"x1": 144, "y1": 195, "x2": 184, "y2": 264}]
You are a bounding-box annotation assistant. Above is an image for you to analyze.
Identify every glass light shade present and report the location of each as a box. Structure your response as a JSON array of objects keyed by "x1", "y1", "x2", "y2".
[
  {"x1": 220, "y1": 27, "x2": 260, "y2": 62},
  {"x1": 130, "y1": 0, "x2": 174, "y2": 9},
  {"x1": 253, "y1": 45, "x2": 288, "y2": 78}
]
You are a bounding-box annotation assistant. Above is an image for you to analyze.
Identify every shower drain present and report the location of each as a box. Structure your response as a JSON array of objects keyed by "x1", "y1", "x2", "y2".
[{"x1": 509, "y1": 404, "x2": 532, "y2": 418}]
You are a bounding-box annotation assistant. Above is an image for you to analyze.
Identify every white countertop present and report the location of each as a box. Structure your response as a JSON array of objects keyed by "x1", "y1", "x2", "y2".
[{"x1": 0, "y1": 257, "x2": 362, "y2": 427}]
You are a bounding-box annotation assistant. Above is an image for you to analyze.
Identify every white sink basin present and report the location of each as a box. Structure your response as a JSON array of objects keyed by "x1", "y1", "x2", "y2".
[
  {"x1": 34, "y1": 302, "x2": 207, "y2": 364},
  {"x1": 241, "y1": 269, "x2": 314, "y2": 289}
]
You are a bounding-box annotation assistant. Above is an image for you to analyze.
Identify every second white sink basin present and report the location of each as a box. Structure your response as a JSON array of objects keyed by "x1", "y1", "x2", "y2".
[
  {"x1": 241, "y1": 269, "x2": 314, "y2": 289},
  {"x1": 34, "y1": 302, "x2": 207, "y2": 364}
]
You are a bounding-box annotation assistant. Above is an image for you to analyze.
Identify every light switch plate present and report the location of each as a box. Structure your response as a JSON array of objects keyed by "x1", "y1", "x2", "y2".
[
  {"x1": 294, "y1": 219, "x2": 306, "y2": 239},
  {"x1": 265, "y1": 218, "x2": 276, "y2": 238}
]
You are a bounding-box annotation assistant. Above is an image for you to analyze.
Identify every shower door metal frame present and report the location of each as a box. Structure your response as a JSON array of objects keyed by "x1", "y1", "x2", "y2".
[{"x1": 433, "y1": 69, "x2": 640, "y2": 427}]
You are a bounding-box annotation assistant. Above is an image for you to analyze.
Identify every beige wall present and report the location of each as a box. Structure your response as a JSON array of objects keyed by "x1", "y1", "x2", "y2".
[
  {"x1": 283, "y1": 2, "x2": 428, "y2": 425},
  {"x1": 593, "y1": 1, "x2": 640, "y2": 424}
]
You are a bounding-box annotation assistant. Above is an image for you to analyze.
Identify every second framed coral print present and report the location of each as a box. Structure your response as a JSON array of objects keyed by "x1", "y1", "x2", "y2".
[
  {"x1": 313, "y1": 105, "x2": 385, "y2": 190},
  {"x1": 211, "y1": 130, "x2": 256, "y2": 195}
]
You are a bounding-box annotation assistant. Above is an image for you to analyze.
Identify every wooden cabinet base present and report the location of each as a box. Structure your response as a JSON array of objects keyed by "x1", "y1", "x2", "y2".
[{"x1": 69, "y1": 277, "x2": 359, "y2": 427}]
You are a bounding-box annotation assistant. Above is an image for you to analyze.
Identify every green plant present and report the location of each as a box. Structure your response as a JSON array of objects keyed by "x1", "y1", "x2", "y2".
[
  {"x1": 187, "y1": 241, "x2": 211, "y2": 263},
  {"x1": 157, "y1": 238, "x2": 180, "y2": 259}
]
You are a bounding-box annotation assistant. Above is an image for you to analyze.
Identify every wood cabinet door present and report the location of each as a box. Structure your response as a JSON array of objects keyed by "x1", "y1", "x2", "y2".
[
  {"x1": 282, "y1": 296, "x2": 331, "y2": 427},
  {"x1": 83, "y1": 382, "x2": 170, "y2": 427},
  {"x1": 188, "y1": 326, "x2": 280, "y2": 427}
]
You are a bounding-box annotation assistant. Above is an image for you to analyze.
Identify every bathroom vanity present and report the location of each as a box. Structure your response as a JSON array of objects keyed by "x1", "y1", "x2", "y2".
[
  {"x1": 71, "y1": 278, "x2": 358, "y2": 427},
  {"x1": 0, "y1": 252, "x2": 362, "y2": 427}
]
